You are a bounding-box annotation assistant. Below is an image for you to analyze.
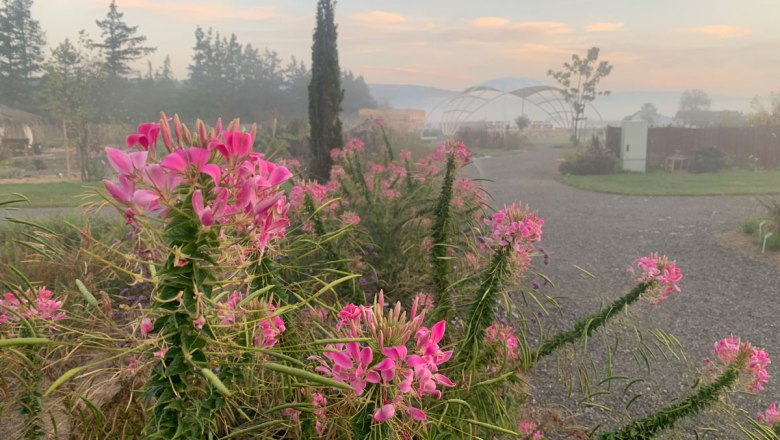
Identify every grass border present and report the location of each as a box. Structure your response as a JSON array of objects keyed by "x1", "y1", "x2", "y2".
[{"x1": 555, "y1": 170, "x2": 780, "y2": 197}]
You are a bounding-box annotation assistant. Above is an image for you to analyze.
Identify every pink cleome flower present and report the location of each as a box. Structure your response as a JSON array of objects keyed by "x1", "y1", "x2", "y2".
[
  {"x1": 482, "y1": 203, "x2": 544, "y2": 272},
  {"x1": 757, "y1": 402, "x2": 780, "y2": 425},
  {"x1": 310, "y1": 300, "x2": 454, "y2": 426},
  {"x1": 311, "y1": 392, "x2": 328, "y2": 436},
  {"x1": 0, "y1": 287, "x2": 66, "y2": 325},
  {"x1": 518, "y1": 421, "x2": 543, "y2": 440},
  {"x1": 628, "y1": 253, "x2": 682, "y2": 304},
  {"x1": 105, "y1": 121, "x2": 293, "y2": 257},
  {"x1": 484, "y1": 322, "x2": 520, "y2": 362},
  {"x1": 711, "y1": 336, "x2": 771, "y2": 392}
]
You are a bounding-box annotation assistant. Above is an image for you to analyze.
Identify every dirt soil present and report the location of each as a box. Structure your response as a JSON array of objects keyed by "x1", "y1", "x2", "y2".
[{"x1": 716, "y1": 230, "x2": 780, "y2": 270}]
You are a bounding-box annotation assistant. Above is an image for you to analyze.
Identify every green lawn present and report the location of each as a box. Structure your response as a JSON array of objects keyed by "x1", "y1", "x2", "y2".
[
  {"x1": 556, "y1": 170, "x2": 780, "y2": 196},
  {"x1": 0, "y1": 182, "x2": 102, "y2": 208}
]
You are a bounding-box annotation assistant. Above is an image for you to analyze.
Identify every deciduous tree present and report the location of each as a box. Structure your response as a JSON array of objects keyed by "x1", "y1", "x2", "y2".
[{"x1": 547, "y1": 47, "x2": 612, "y2": 144}]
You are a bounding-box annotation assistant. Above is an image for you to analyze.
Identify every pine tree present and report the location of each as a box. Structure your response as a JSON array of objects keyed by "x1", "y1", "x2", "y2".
[
  {"x1": 308, "y1": 0, "x2": 343, "y2": 181},
  {"x1": 92, "y1": 0, "x2": 155, "y2": 76},
  {"x1": 0, "y1": 0, "x2": 46, "y2": 105}
]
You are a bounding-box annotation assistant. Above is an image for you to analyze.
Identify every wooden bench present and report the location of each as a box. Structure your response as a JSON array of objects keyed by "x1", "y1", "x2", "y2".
[{"x1": 665, "y1": 154, "x2": 689, "y2": 173}]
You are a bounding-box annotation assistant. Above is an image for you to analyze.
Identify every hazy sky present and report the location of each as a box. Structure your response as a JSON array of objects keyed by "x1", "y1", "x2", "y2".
[{"x1": 32, "y1": 0, "x2": 780, "y2": 96}]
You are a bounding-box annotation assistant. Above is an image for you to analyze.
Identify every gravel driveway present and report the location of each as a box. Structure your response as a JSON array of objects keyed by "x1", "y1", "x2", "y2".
[{"x1": 470, "y1": 146, "x2": 780, "y2": 438}]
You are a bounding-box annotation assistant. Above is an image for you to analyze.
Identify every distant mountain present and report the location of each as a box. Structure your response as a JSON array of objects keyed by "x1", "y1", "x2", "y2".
[
  {"x1": 368, "y1": 83, "x2": 753, "y2": 123},
  {"x1": 369, "y1": 84, "x2": 458, "y2": 111}
]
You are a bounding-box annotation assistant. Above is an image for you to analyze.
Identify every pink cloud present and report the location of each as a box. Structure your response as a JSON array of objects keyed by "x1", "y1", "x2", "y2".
[
  {"x1": 115, "y1": 0, "x2": 275, "y2": 22},
  {"x1": 351, "y1": 11, "x2": 406, "y2": 24},
  {"x1": 512, "y1": 21, "x2": 571, "y2": 35},
  {"x1": 681, "y1": 25, "x2": 751, "y2": 38},
  {"x1": 585, "y1": 22, "x2": 625, "y2": 33},
  {"x1": 472, "y1": 17, "x2": 510, "y2": 28}
]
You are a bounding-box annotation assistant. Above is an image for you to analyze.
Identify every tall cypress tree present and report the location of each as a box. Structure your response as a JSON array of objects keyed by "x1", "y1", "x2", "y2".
[{"x1": 308, "y1": 0, "x2": 343, "y2": 182}]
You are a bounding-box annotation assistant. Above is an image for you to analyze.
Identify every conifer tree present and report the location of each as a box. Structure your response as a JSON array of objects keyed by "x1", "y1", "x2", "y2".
[
  {"x1": 0, "y1": 0, "x2": 46, "y2": 105},
  {"x1": 92, "y1": 0, "x2": 155, "y2": 76},
  {"x1": 308, "y1": 0, "x2": 343, "y2": 181}
]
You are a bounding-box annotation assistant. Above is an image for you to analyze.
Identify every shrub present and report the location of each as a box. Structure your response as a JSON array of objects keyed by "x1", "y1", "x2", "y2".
[
  {"x1": 559, "y1": 146, "x2": 618, "y2": 175},
  {"x1": 0, "y1": 167, "x2": 25, "y2": 179},
  {"x1": 688, "y1": 147, "x2": 728, "y2": 173},
  {"x1": 742, "y1": 217, "x2": 762, "y2": 234},
  {"x1": 1, "y1": 114, "x2": 775, "y2": 440}
]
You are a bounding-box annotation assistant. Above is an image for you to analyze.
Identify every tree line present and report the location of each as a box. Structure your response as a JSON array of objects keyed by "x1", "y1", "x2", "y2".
[{"x1": 0, "y1": 0, "x2": 376, "y2": 129}]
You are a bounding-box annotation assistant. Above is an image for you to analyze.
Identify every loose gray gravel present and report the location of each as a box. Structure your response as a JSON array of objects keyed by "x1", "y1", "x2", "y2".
[{"x1": 469, "y1": 146, "x2": 780, "y2": 438}]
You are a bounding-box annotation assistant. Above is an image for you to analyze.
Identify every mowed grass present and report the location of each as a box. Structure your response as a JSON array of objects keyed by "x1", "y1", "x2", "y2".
[
  {"x1": 556, "y1": 170, "x2": 780, "y2": 196},
  {"x1": 0, "y1": 182, "x2": 102, "y2": 208}
]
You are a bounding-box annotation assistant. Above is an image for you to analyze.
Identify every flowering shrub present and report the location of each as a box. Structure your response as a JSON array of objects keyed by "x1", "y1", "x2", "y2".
[{"x1": 0, "y1": 114, "x2": 775, "y2": 439}]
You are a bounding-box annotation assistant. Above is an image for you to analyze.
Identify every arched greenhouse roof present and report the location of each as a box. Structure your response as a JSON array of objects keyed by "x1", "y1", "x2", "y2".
[{"x1": 462, "y1": 76, "x2": 561, "y2": 97}]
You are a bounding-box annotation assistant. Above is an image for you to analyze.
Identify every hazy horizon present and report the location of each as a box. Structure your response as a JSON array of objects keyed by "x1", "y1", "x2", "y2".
[{"x1": 32, "y1": 0, "x2": 780, "y2": 98}]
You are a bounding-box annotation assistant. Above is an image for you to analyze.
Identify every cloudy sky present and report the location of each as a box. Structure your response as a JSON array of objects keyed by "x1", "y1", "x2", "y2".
[{"x1": 33, "y1": 0, "x2": 780, "y2": 96}]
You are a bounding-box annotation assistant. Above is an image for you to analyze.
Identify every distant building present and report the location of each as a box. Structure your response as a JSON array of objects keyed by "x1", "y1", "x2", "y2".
[{"x1": 358, "y1": 108, "x2": 426, "y2": 133}]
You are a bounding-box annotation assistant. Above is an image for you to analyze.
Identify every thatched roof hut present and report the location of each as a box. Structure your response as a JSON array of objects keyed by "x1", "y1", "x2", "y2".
[
  {"x1": 0, "y1": 105, "x2": 48, "y2": 156},
  {"x1": 0, "y1": 104, "x2": 46, "y2": 126}
]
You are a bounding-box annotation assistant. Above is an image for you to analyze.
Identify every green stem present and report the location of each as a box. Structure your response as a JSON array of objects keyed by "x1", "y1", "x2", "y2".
[
  {"x1": 303, "y1": 194, "x2": 363, "y2": 304},
  {"x1": 380, "y1": 125, "x2": 394, "y2": 164},
  {"x1": 459, "y1": 246, "x2": 512, "y2": 365},
  {"x1": 144, "y1": 196, "x2": 217, "y2": 439},
  {"x1": 598, "y1": 356, "x2": 745, "y2": 439},
  {"x1": 19, "y1": 326, "x2": 43, "y2": 439},
  {"x1": 430, "y1": 155, "x2": 456, "y2": 321},
  {"x1": 533, "y1": 282, "x2": 649, "y2": 366}
]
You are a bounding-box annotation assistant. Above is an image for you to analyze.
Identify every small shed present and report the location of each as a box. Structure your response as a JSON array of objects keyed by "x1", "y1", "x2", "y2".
[{"x1": 0, "y1": 104, "x2": 47, "y2": 157}]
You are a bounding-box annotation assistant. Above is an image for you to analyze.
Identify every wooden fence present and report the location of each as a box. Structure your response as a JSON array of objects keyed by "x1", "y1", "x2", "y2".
[{"x1": 606, "y1": 125, "x2": 780, "y2": 170}]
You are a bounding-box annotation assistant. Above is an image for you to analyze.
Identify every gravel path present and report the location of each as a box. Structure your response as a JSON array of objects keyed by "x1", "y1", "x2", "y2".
[{"x1": 470, "y1": 146, "x2": 780, "y2": 437}]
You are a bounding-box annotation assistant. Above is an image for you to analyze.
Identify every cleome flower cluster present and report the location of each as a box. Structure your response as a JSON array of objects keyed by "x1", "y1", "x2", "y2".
[
  {"x1": 0, "y1": 287, "x2": 66, "y2": 325},
  {"x1": 711, "y1": 335, "x2": 771, "y2": 392},
  {"x1": 104, "y1": 117, "x2": 293, "y2": 255},
  {"x1": 308, "y1": 292, "x2": 454, "y2": 433},
  {"x1": 627, "y1": 252, "x2": 683, "y2": 304},
  {"x1": 481, "y1": 203, "x2": 544, "y2": 271}
]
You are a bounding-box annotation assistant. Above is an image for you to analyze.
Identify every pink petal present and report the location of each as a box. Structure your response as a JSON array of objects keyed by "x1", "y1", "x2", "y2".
[
  {"x1": 373, "y1": 358, "x2": 396, "y2": 371},
  {"x1": 406, "y1": 355, "x2": 426, "y2": 367},
  {"x1": 187, "y1": 147, "x2": 211, "y2": 168},
  {"x1": 433, "y1": 373, "x2": 455, "y2": 387},
  {"x1": 128, "y1": 151, "x2": 148, "y2": 172},
  {"x1": 104, "y1": 178, "x2": 133, "y2": 204},
  {"x1": 324, "y1": 351, "x2": 353, "y2": 369},
  {"x1": 366, "y1": 370, "x2": 381, "y2": 383},
  {"x1": 359, "y1": 346, "x2": 373, "y2": 367},
  {"x1": 105, "y1": 147, "x2": 132, "y2": 175},
  {"x1": 407, "y1": 407, "x2": 427, "y2": 421},
  {"x1": 161, "y1": 152, "x2": 187, "y2": 172},
  {"x1": 133, "y1": 190, "x2": 160, "y2": 211},
  {"x1": 352, "y1": 379, "x2": 367, "y2": 396},
  {"x1": 200, "y1": 164, "x2": 222, "y2": 185},
  {"x1": 372, "y1": 403, "x2": 395, "y2": 422},
  {"x1": 267, "y1": 165, "x2": 293, "y2": 186},
  {"x1": 192, "y1": 190, "x2": 213, "y2": 226},
  {"x1": 126, "y1": 134, "x2": 139, "y2": 149},
  {"x1": 252, "y1": 193, "x2": 283, "y2": 216},
  {"x1": 381, "y1": 346, "x2": 407, "y2": 360},
  {"x1": 430, "y1": 320, "x2": 446, "y2": 345}
]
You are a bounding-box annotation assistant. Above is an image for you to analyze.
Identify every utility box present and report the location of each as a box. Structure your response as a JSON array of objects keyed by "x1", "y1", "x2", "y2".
[{"x1": 620, "y1": 121, "x2": 648, "y2": 173}]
